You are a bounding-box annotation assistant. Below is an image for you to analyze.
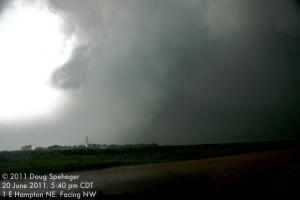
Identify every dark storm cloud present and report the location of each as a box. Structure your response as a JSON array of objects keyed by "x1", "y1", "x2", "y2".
[
  {"x1": 1, "y1": 0, "x2": 299, "y2": 149},
  {"x1": 48, "y1": 0, "x2": 299, "y2": 145},
  {"x1": 144, "y1": 0, "x2": 300, "y2": 144},
  {"x1": 52, "y1": 46, "x2": 90, "y2": 89}
]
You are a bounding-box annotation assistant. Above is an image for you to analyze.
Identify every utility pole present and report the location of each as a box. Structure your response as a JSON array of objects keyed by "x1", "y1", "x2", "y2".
[{"x1": 85, "y1": 136, "x2": 89, "y2": 148}]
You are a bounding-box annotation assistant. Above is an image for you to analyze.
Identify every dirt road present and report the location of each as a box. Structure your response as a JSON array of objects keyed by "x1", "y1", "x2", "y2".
[{"x1": 77, "y1": 146, "x2": 300, "y2": 197}]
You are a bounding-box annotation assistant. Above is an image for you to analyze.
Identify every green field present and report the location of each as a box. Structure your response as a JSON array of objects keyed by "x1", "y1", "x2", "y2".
[{"x1": 0, "y1": 141, "x2": 299, "y2": 175}]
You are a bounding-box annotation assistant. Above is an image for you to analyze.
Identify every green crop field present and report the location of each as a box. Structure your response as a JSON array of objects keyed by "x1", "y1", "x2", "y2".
[{"x1": 0, "y1": 141, "x2": 299, "y2": 175}]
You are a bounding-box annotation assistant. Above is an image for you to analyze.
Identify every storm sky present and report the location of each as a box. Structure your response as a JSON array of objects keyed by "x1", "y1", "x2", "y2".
[{"x1": 0, "y1": 0, "x2": 299, "y2": 150}]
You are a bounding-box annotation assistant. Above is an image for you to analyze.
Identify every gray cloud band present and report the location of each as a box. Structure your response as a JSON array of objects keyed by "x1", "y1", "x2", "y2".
[{"x1": 1, "y1": 0, "x2": 299, "y2": 149}]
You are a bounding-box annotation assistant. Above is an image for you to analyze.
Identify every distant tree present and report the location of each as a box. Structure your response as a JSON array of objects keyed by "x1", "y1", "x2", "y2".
[
  {"x1": 21, "y1": 145, "x2": 32, "y2": 151},
  {"x1": 35, "y1": 147, "x2": 46, "y2": 151},
  {"x1": 78, "y1": 145, "x2": 86, "y2": 149},
  {"x1": 47, "y1": 145, "x2": 63, "y2": 150}
]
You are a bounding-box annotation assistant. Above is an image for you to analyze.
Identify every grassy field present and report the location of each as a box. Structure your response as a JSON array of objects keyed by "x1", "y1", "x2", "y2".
[{"x1": 0, "y1": 140, "x2": 299, "y2": 175}]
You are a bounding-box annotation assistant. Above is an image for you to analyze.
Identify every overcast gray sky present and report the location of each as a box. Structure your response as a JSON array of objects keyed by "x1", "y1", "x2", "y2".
[{"x1": 0, "y1": 0, "x2": 299, "y2": 150}]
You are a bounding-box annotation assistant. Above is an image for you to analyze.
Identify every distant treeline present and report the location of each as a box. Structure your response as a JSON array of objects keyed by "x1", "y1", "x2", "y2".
[
  {"x1": 30, "y1": 140, "x2": 300, "y2": 152},
  {"x1": 34, "y1": 143, "x2": 159, "y2": 151}
]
